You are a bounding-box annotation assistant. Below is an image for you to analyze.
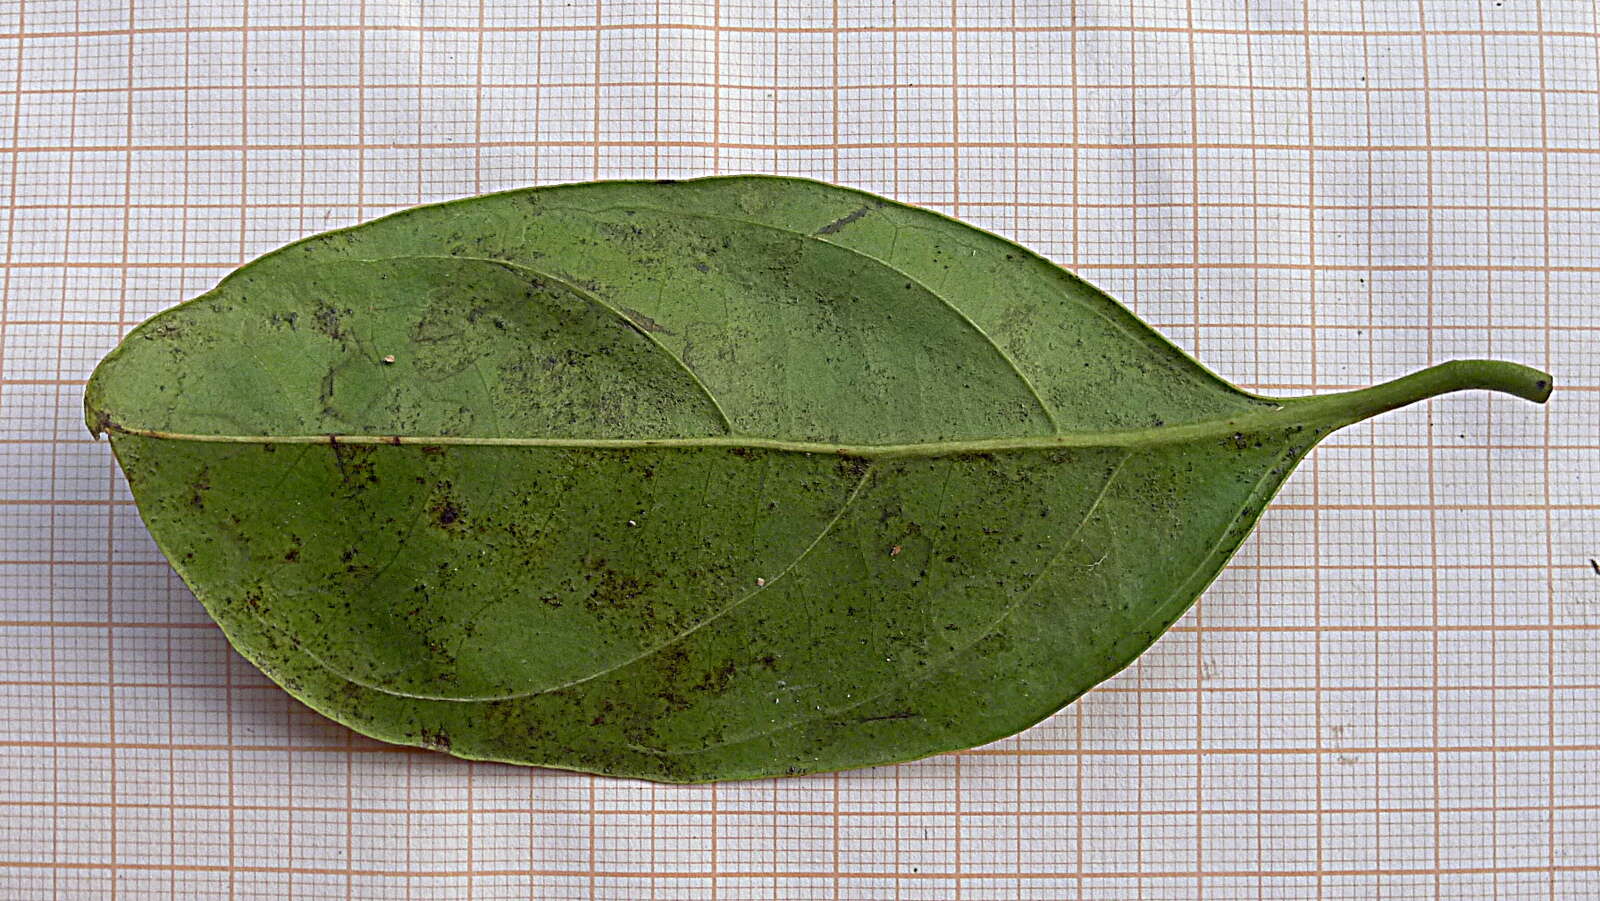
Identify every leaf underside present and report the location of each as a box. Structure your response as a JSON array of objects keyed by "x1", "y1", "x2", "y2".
[{"x1": 85, "y1": 176, "x2": 1551, "y2": 781}]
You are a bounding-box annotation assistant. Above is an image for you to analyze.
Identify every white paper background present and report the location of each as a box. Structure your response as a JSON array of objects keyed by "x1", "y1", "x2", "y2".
[{"x1": 2, "y1": 1, "x2": 1597, "y2": 898}]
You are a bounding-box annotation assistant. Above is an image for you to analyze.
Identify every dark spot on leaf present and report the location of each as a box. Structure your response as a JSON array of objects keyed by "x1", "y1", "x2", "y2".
[
  {"x1": 696, "y1": 660, "x2": 738, "y2": 695},
  {"x1": 582, "y1": 559, "x2": 651, "y2": 613},
  {"x1": 622, "y1": 307, "x2": 674, "y2": 335},
  {"x1": 855, "y1": 710, "x2": 917, "y2": 724},
  {"x1": 319, "y1": 370, "x2": 336, "y2": 409},
  {"x1": 650, "y1": 645, "x2": 694, "y2": 712},
  {"x1": 835, "y1": 454, "x2": 870, "y2": 481},
  {"x1": 189, "y1": 467, "x2": 211, "y2": 510},
  {"x1": 330, "y1": 443, "x2": 379, "y2": 492},
  {"x1": 434, "y1": 501, "x2": 460, "y2": 526},
  {"x1": 814, "y1": 204, "x2": 872, "y2": 235},
  {"x1": 312, "y1": 301, "x2": 347, "y2": 343}
]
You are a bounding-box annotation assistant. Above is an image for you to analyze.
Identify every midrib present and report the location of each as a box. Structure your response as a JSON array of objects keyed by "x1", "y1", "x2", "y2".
[
  {"x1": 104, "y1": 359, "x2": 1538, "y2": 460},
  {"x1": 97, "y1": 404, "x2": 1313, "y2": 461}
]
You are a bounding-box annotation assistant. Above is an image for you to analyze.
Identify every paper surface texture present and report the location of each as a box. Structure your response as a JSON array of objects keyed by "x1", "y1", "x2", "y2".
[{"x1": 1, "y1": 1, "x2": 1596, "y2": 897}]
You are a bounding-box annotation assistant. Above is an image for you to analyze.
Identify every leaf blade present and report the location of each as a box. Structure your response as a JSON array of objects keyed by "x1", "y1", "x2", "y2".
[{"x1": 85, "y1": 175, "x2": 1552, "y2": 781}]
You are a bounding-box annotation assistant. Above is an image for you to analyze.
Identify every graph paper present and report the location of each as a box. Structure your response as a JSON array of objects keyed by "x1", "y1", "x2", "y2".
[{"x1": 1, "y1": 0, "x2": 1596, "y2": 897}]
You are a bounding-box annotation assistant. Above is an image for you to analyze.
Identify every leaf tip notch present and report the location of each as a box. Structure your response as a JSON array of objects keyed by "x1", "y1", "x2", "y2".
[
  {"x1": 1476, "y1": 359, "x2": 1555, "y2": 405},
  {"x1": 82, "y1": 378, "x2": 112, "y2": 440}
]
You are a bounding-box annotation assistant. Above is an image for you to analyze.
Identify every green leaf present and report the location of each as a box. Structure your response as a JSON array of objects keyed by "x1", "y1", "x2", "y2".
[{"x1": 84, "y1": 176, "x2": 1552, "y2": 782}]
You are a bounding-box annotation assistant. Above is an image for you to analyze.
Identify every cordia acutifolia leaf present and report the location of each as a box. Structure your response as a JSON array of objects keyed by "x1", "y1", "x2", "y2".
[{"x1": 85, "y1": 176, "x2": 1552, "y2": 781}]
